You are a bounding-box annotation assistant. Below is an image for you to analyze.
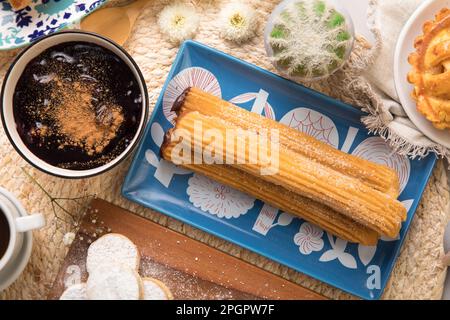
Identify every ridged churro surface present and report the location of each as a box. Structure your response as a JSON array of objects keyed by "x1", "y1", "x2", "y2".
[
  {"x1": 161, "y1": 88, "x2": 407, "y2": 242},
  {"x1": 175, "y1": 87, "x2": 401, "y2": 199},
  {"x1": 161, "y1": 143, "x2": 379, "y2": 245}
]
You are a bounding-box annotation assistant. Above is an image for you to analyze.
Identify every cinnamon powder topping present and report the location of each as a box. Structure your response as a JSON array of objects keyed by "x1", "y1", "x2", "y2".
[
  {"x1": 47, "y1": 79, "x2": 124, "y2": 156},
  {"x1": 13, "y1": 42, "x2": 143, "y2": 170}
]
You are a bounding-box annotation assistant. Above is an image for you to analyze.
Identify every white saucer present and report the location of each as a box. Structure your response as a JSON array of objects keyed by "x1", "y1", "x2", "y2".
[
  {"x1": 0, "y1": 216, "x2": 33, "y2": 292},
  {"x1": 394, "y1": 0, "x2": 450, "y2": 149}
]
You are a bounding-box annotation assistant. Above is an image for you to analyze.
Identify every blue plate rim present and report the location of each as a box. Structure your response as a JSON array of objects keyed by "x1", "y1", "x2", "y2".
[{"x1": 122, "y1": 40, "x2": 438, "y2": 300}]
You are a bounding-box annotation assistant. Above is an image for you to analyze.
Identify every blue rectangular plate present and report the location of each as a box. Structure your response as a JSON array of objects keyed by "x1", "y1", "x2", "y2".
[{"x1": 122, "y1": 40, "x2": 436, "y2": 300}]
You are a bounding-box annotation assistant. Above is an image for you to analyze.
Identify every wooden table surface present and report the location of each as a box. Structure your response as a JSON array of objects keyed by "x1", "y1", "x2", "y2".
[{"x1": 48, "y1": 199, "x2": 325, "y2": 300}]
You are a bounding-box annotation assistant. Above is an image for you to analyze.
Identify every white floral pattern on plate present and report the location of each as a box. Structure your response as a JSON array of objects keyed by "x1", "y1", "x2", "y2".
[
  {"x1": 280, "y1": 108, "x2": 339, "y2": 148},
  {"x1": 294, "y1": 222, "x2": 324, "y2": 255},
  {"x1": 319, "y1": 233, "x2": 357, "y2": 269},
  {"x1": 253, "y1": 209, "x2": 294, "y2": 236},
  {"x1": 230, "y1": 89, "x2": 276, "y2": 119},
  {"x1": 162, "y1": 67, "x2": 221, "y2": 124},
  {"x1": 358, "y1": 244, "x2": 377, "y2": 267},
  {"x1": 187, "y1": 173, "x2": 255, "y2": 219},
  {"x1": 145, "y1": 122, "x2": 190, "y2": 188},
  {"x1": 352, "y1": 136, "x2": 411, "y2": 193}
]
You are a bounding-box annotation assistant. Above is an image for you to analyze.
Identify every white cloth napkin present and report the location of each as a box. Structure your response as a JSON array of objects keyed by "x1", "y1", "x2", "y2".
[
  {"x1": 363, "y1": 0, "x2": 450, "y2": 300},
  {"x1": 363, "y1": 0, "x2": 449, "y2": 158}
]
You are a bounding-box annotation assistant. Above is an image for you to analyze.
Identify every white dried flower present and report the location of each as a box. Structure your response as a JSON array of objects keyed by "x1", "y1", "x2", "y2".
[
  {"x1": 63, "y1": 232, "x2": 76, "y2": 246},
  {"x1": 219, "y1": 2, "x2": 258, "y2": 43},
  {"x1": 158, "y1": 3, "x2": 200, "y2": 44}
]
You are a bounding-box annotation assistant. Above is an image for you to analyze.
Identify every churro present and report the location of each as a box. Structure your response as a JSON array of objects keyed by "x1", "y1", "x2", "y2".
[
  {"x1": 161, "y1": 143, "x2": 379, "y2": 245},
  {"x1": 173, "y1": 87, "x2": 401, "y2": 198},
  {"x1": 163, "y1": 109, "x2": 406, "y2": 238},
  {"x1": 161, "y1": 88, "x2": 407, "y2": 242}
]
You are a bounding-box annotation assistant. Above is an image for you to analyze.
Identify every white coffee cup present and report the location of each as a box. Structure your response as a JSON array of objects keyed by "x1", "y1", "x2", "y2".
[{"x1": 0, "y1": 187, "x2": 45, "y2": 272}]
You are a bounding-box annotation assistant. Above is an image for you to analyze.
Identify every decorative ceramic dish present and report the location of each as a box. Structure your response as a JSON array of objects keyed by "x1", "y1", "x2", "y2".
[
  {"x1": 0, "y1": 0, "x2": 107, "y2": 50},
  {"x1": 394, "y1": 0, "x2": 450, "y2": 148},
  {"x1": 122, "y1": 40, "x2": 436, "y2": 300}
]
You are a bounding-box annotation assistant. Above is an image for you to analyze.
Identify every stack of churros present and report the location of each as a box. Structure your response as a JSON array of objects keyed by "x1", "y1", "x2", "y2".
[{"x1": 160, "y1": 87, "x2": 406, "y2": 245}]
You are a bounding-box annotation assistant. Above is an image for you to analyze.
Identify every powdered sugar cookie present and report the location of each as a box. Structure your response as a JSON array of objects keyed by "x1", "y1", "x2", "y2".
[
  {"x1": 86, "y1": 263, "x2": 143, "y2": 300},
  {"x1": 60, "y1": 283, "x2": 87, "y2": 300},
  {"x1": 86, "y1": 233, "x2": 140, "y2": 274},
  {"x1": 142, "y1": 277, "x2": 174, "y2": 300}
]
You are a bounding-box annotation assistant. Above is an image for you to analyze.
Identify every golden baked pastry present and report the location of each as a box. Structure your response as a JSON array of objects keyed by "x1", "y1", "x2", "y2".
[
  {"x1": 161, "y1": 149, "x2": 379, "y2": 245},
  {"x1": 161, "y1": 88, "x2": 407, "y2": 242},
  {"x1": 408, "y1": 8, "x2": 450, "y2": 130},
  {"x1": 177, "y1": 87, "x2": 401, "y2": 198}
]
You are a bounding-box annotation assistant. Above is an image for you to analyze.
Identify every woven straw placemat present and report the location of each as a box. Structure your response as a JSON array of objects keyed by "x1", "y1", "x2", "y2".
[{"x1": 0, "y1": 0, "x2": 449, "y2": 300}]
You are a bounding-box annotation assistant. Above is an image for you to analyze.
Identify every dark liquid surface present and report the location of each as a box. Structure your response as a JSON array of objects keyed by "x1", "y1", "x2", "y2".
[
  {"x1": 13, "y1": 41, "x2": 143, "y2": 170},
  {"x1": 0, "y1": 210, "x2": 10, "y2": 259}
]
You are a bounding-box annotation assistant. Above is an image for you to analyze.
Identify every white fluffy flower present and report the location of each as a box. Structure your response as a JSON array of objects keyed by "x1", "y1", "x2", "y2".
[
  {"x1": 219, "y1": 2, "x2": 258, "y2": 43},
  {"x1": 158, "y1": 3, "x2": 200, "y2": 44},
  {"x1": 63, "y1": 232, "x2": 76, "y2": 246}
]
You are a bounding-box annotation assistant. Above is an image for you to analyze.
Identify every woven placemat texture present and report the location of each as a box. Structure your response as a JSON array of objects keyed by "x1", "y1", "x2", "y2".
[{"x1": 0, "y1": 0, "x2": 448, "y2": 300}]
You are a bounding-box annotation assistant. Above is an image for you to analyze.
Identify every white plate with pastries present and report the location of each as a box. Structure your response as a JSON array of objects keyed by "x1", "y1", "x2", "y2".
[{"x1": 394, "y1": 0, "x2": 450, "y2": 149}]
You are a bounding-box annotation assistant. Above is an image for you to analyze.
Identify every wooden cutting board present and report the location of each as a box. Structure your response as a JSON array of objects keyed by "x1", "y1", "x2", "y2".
[{"x1": 48, "y1": 199, "x2": 325, "y2": 300}]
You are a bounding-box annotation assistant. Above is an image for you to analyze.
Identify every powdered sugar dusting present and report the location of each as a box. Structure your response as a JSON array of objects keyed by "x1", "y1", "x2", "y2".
[
  {"x1": 86, "y1": 264, "x2": 141, "y2": 300},
  {"x1": 139, "y1": 257, "x2": 257, "y2": 300},
  {"x1": 60, "y1": 283, "x2": 87, "y2": 300},
  {"x1": 86, "y1": 234, "x2": 139, "y2": 274},
  {"x1": 142, "y1": 278, "x2": 170, "y2": 300}
]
